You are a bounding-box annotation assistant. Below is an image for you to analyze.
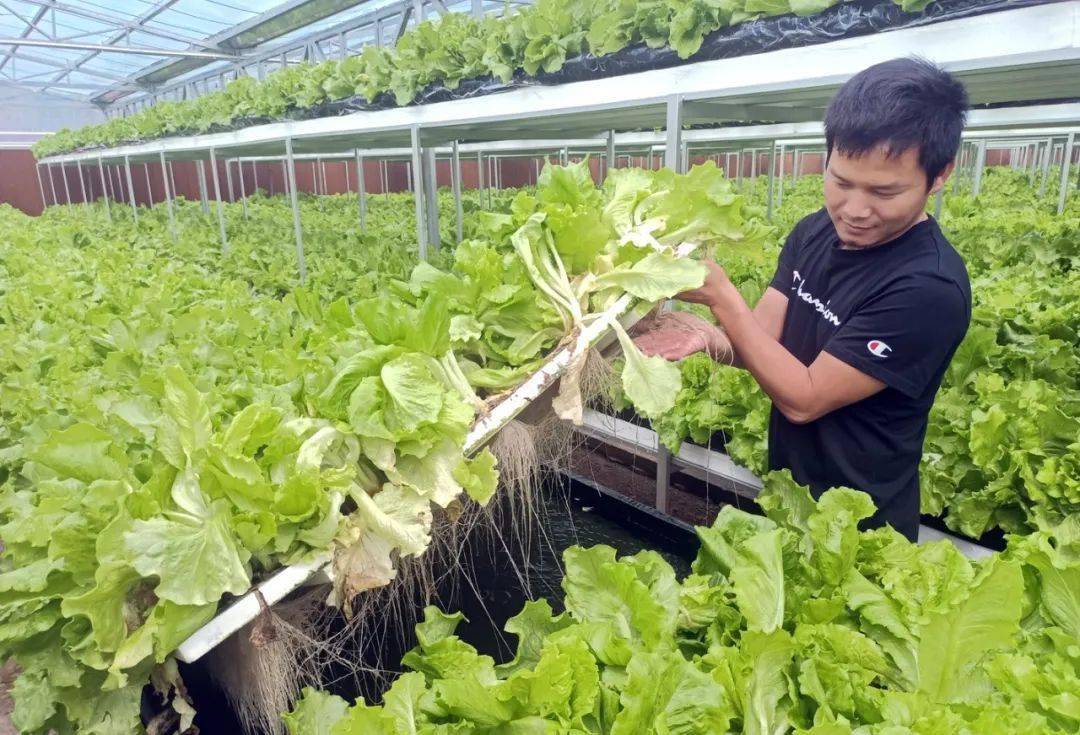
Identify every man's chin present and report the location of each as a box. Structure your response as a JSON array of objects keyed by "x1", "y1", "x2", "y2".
[{"x1": 840, "y1": 229, "x2": 879, "y2": 247}]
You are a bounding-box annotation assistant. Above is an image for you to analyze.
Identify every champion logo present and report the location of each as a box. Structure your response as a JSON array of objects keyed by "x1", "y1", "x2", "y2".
[
  {"x1": 791, "y1": 271, "x2": 842, "y2": 327},
  {"x1": 867, "y1": 340, "x2": 892, "y2": 358}
]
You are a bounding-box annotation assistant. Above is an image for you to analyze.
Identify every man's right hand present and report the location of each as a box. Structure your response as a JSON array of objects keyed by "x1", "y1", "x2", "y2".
[{"x1": 632, "y1": 311, "x2": 733, "y2": 362}]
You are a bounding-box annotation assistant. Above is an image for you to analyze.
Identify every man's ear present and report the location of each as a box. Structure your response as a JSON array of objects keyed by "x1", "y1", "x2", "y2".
[{"x1": 930, "y1": 161, "x2": 956, "y2": 194}]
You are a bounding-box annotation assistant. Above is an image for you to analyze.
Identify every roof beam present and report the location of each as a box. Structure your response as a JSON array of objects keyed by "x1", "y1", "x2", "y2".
[
  {"x1": 116, "y1": 0, "x2": 373, "y2": 91},
  {"x1": 0, "y1": 1, "x2": 49, "y2": 35},
  {"x1": 37, "y1": 0, "x2": 183, "y2": 96},
  {"x1": 0, "y1": 48, "x2": 132, "y2": 82},
  {"x1": 4, "y1": 79, "x2": 140, "y2": 91},
  {"x1": 0, "y1": 4, "x2": 48, "y2": 74},
  {"x1": 19, "y1": 1, "x2": 212, "y2": 48},
  {"x1": 0, "y1": 37, "x2": 243, "y2": 59}
]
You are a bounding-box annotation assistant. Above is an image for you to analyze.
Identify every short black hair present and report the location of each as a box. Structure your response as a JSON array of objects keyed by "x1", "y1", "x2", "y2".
[{"x1": 825, "y1": 57, "x2": 968, "y2": 186}]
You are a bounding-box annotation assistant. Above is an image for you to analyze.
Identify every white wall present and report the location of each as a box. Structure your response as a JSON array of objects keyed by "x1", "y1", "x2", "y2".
[{"x1": 0, "y1": 82, "x2": 105, "y2": 147}]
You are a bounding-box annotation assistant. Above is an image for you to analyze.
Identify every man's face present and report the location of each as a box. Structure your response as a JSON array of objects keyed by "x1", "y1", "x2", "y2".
[{"x1": 823, "y1": 145, "x2": 952, "y2": 248}]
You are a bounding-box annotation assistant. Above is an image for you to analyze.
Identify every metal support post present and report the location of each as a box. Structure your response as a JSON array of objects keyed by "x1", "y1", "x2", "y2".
[
  {"x1": 209, "y1": 148, "x2": 228, "y2": 253},
  {"x1": 560, "y1": 146, "x2": 568, "y2": 166},
  {"x1": 76, "y1": 161, "x2": 87, "y2": 207},
  {"x1": 252, "y1": 161, "x2": 259, "y2": 196},
  {"x1": 606, "y1": 129, "x2": 616, "y2": 181},
  {"x1": 197, "y1": 160, "x2": 210, "y2": 214},
  {"x1": 35, "y1": 164, "x2": 47, "y2": 210},
  {"x1": 1038, "y1": 138, "x2": 1053, "y2": 198},
  {"x1": 97, "y1": 156, "x2": 111, "y2": 220},
  {"x1": 284, "y1": 138, "x2": 307, "y2": 284},
  {"x1": 46, "y1": 163, "x2": 58, "y2": 206},
  {"x1": 354, "y1": 150, "x2": 367, "y2": 232},
  {"x1": 680, "y1": 143, "x2": 689, "y2": 173},
  {"x1": 776, "y1": 144, "x2": 786, "y2": 209},
  {"x1": 422, "y1": 146, "x2": 440, "y2": 250},
  {"x1": 406, "y1": 158, "x2": 413, "y2": 193},
  {"x1": 793, "y1": 149, "x2": 802, "y2": 182},
  {"x1": 160, "y1": 152, "x2": 176, "y2": 239},
  {"x1": 657, "y1": 94, "x2": 685, "y2": 511},
  {"x1": 664, "y1": 95, "x2": 683, "y2": 172},
  {"x1": 168, "y1": 162, "x2": 177, "y2": 203},
  {"x1": 143, "y1": 164, "x2": 153, "y2": 204},
  {"x1": 237, "y1": 161, "x2": 248, "y2": 219},
  {"x1": 477, "y1": 152, "x2": 485, "y2": 208},
  {"x1": 655, "y1": 443, "x2": 670, "y2": 514},
  {"x1": 972, "y1": 140, "x2": 987, "y2": 198},
  {"x1": 123, "y1": 156, "x2": 137, "y2": 221},
  {"x1": 451, "y1": 140, "x2": 462, "y2": 244},
  {"x1": 410, "y1": 127, "x2": 428, "y2": 262},
  {"x1": 114, "y1": 166, "x2": 125, "y2": 206},
  {"x1": 765, "y1": 142, "x2": 777, "y2": 221},
  {"x1": 60, "y1": 163, "x2": 72, "y2": 205},
  {"x1": 1058, "y1": 132, "x2": 1075, "y2": 216},
  {"x1": 225, "y1": 159, "x2": 235, "y2": 203},
  {"x1": 104, "y1": 164, "x2": 114, "y2": 202},
  {"x1": 380, "y1": 160, "x2": 389, "y2": 199}
]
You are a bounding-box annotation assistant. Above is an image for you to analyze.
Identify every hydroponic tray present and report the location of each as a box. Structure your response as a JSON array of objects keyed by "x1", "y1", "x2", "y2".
[{"x1": 577, "y1": 409, "x2": 996, "y2": 561}]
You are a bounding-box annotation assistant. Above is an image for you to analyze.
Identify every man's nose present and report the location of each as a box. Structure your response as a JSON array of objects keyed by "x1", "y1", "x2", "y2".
[{"x1": 845, "y1": 193, "x2": 873, "y2": 220}]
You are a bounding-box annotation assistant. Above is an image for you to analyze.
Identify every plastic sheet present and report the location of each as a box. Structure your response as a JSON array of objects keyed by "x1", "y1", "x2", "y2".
[{"x1": 313, "y1": 0, "x2": 1056, "y2": 120}]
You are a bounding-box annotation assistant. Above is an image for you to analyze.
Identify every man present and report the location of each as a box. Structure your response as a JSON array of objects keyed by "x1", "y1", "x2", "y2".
[{"x1": 637, "y1": 57, "x2": 971, "y2": 541}]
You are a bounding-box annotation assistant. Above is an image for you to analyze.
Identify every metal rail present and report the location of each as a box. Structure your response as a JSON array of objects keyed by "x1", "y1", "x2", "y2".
[{"x1": 577, "y1": 410, "x2": 995, "y2": 561}]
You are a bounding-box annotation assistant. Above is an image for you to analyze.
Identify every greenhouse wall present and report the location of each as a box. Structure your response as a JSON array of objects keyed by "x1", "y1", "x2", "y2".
[{"x1": 0, "y1": 83, "x2": 105, "y2": 215}]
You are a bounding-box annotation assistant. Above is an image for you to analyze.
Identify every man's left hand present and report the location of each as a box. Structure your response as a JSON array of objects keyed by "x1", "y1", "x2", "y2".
[{"x1": 677, "y1": 260, "x2": 742, "y2": 316}]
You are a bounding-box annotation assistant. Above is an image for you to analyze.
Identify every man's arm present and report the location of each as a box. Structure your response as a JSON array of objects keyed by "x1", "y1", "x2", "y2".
[
  {"x1": 723, "y1": 286, "x2": 788, "y2": 368},
  {"x1": 682, "y1": 262, "x2": 885, "y2": 424}
]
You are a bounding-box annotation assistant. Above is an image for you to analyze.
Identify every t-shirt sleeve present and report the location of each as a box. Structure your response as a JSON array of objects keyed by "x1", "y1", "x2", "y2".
[{"x1": 824, "y1": 275, "x2": 969, "y2": 399}]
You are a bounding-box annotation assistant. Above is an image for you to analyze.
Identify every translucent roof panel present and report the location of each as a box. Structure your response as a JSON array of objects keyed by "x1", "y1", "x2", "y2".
[
  {"x1": 1, "y1": 1, "x2": 512, "y2": 106},
  {"x1": 0, "y1": 0, "x2": 377, "y2": 101}
]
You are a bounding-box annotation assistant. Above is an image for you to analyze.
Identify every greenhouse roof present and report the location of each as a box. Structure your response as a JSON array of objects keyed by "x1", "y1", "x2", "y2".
[{"x1": 0, "y1": 0, "x2": 496, "y2": 106}]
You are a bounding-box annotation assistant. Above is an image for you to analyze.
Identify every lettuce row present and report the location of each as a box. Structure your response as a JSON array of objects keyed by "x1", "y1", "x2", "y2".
[
  {"x1": 33, "y1": 0, "x2": 935, "y2": 158},
  {"x1": 286, "y1": 471, "x2": 1080, "y2": 734},
  {"x1": 0, "y1": 161, "x2": 758, "y2": 733}
]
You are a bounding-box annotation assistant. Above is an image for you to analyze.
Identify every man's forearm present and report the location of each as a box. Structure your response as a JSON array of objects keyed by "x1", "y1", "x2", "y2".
[{"x1": 710, "y1": 300, "x2": 817, "y2": 423}]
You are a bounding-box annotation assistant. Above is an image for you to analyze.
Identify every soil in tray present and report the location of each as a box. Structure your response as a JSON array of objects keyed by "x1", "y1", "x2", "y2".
[{"x1": 178, "y1": 473, "x2": 697, "y2": 732}]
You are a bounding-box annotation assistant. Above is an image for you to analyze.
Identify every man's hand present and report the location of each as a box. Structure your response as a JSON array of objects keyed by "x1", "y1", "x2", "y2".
[
  {"x1": 676, "y1": 260, "x2": 744, "y2": 317},
  {"x1": 632, "y1": 311, "x2": 733, "y2": 362}
]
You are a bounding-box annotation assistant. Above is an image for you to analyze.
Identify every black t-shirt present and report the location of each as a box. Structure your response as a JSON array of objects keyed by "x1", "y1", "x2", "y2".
[{"x1": 766, "y1": 208, "x2": 971, "y2": 540}]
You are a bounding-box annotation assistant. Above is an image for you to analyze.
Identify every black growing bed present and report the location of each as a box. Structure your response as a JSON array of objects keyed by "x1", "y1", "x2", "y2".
[{"x1": 170, "y1": 473, "x2": 698, "y2": 733}]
